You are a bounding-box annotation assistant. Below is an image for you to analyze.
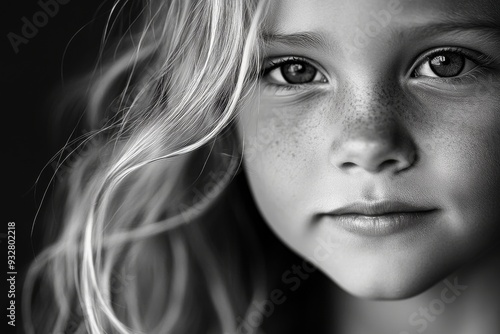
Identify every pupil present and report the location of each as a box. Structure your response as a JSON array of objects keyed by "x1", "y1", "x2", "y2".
[
  {"x1": 281, "y1": 62, "x2": 316, "y2": 84},
  {"x1": 429, "y1": 52, "x2": 465, "y2": 77}
]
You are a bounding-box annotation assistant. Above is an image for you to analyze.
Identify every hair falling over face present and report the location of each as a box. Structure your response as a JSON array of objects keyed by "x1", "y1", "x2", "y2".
[{"x1": 23, "y1": 0, "x2": 274, "y2": 333}]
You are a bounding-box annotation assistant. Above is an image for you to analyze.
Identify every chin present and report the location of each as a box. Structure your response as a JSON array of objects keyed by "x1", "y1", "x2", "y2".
[
  {"x1": 343, "y1": 283, "x2": 435, "y2": 301},
  {"x1": 333, "y1": 275, "x2": 443, "y2": 300},
  {"x1": 319, "y1": 260, "x2": 460, "y2": 300}
]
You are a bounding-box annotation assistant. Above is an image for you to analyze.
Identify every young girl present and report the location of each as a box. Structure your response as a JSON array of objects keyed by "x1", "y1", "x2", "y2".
[{"x1": 24, "y1": 0, "x2": 500, "y2": 333}]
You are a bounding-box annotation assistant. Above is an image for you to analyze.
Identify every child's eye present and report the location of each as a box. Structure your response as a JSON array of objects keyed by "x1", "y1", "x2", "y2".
[
  {"x1": 412, "y1": 49, "x2": 479, "y2": 78},
  {"x1": 263, "y1": 57, "x2": 328, "y2": 85}
]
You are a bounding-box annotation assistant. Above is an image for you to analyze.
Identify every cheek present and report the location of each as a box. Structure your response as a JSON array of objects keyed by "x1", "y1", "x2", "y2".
[
  {"x1": 236, "y1": 94, "x2": 331, "y2": 230},
  {"x1": 421, "y1": 96, "x2": 500, "y2": 239}
]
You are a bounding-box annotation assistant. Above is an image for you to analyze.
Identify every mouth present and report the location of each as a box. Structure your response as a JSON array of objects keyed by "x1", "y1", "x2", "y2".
[{"x1": 320, "y1": 201, "x2": 439, "y2": 237}]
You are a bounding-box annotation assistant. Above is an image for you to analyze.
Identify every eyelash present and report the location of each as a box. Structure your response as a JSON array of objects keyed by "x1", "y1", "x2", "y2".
[
  {"x1": 409, "y1": 46, "x2": 495, "y2": 83},
  {"x1": 261, "y1": 56, "x2": 327, "y2": 92}
]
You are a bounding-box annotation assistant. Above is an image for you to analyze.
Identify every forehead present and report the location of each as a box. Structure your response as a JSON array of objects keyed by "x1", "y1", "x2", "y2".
[{"x1": 263, "y1": 0, "x2": 500, "y2": 35}]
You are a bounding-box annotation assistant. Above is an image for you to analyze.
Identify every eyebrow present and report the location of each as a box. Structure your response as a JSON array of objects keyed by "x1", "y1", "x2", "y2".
[
  {"x1": 261, "y1": 30, "x2": 334, "y2": 51},
  {"x1": 399, "y1": 20, "x2": 500, "y2": 42}
]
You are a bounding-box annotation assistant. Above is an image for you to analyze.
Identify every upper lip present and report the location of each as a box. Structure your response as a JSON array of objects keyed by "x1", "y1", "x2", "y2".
[{"x1": 326, "y1": 200, "x2": 437, "y2": 216}]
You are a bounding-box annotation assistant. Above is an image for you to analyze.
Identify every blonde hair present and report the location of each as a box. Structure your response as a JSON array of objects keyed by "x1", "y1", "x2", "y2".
[{"x1": 23, "y1": 0, "x2": 271, "y2": 333}]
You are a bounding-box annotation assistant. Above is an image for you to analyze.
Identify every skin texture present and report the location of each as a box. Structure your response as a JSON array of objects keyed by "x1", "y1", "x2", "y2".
[{"x1": 237, "y1": 0, "x2": 500, "y2": 301}]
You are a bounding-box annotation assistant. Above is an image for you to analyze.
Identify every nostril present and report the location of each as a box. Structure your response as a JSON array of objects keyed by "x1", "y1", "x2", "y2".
[
  {"x1": 341, "y1": 162, "x2": 357, "y2": 169},
  {"x1": 378, "y1": 159, "x2": 399, "y2": 171},
  {"x1": 339, "y1": 158, "x2": 407, "y2": 173}
]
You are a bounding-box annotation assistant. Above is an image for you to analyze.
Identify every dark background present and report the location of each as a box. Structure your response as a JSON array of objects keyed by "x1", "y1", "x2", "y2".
[{"x1": 3, "y1": 1, "x2": 115, "y2": 332}]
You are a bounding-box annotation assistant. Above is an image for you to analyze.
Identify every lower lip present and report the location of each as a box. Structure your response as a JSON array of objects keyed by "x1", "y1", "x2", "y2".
[{"x1": 323, "y1": 210, "x2": 439, "y2": 237}]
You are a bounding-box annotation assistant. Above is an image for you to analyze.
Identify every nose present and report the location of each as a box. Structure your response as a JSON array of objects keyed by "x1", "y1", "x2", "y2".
[
  {"x1": 331, "y1": 128, "x2": 417, "y2": 174},
  {"x1": 329, "y1": 80, "x2": 419, "y2": 175},
  {"x1": 330, "y1": 94, "x2": 417, "y2": 174}
]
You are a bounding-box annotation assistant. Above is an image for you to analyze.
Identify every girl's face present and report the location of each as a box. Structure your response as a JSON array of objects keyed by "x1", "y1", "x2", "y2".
[{"x1": 237, "y1": 0, "x2": 500, "y2": 299}]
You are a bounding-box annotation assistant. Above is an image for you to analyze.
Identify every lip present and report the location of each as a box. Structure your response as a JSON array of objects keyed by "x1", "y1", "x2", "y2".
[{"x1": 321, "y1": 201, "x2": 439, "y2": 237}]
